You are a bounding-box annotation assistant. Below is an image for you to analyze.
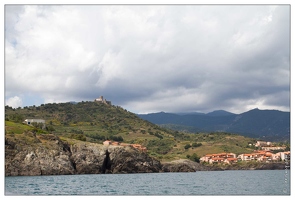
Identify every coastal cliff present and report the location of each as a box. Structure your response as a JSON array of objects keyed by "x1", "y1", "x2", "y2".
[
  {"x1": 5, "y1": 132, "x2": 75, "y2": 176},
  {"x1": 5, "y1": 132, "x2": 286, "y2": 176},
  {"x1": 5, "y1": 132, "x2": 162, "y2": 176}
]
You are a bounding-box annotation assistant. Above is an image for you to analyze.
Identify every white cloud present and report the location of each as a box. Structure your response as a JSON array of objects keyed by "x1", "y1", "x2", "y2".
[
  {"x1": 6, "y1": 96, "x2": 22, "y2": 108},
  {"x1": 5, "y1": 5, "x2": 290, "y2": 113}
]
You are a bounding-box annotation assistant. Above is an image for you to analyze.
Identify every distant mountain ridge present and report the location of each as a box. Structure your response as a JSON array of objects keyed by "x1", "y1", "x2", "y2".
[
  {"x1": 138, "y1": 108, "x2": 290, "y2": 142},
  {"x1": 166, "y1": 110, "x2": 235, "y2": 116},
  {"x1": 206, "y1": 110, "x2": 235, "y2": 116}
]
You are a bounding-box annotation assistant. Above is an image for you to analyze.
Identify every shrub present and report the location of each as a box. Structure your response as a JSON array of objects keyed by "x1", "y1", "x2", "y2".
[
  {"x1": 46, "y1": 126, "x2": 55, "y2": 132},
  {"x1": 109, "y1": 135, "x2": 123, "y2": 142},
  {"x1": 154, "y1": 132, "x2": 163, "y2": 139},
  {"x1": 184, "y1": 144, "x2": 191, "y2": 149},
  {"x1": 70, "y1": 133, "x2": 86, "y2": 141},
  {"x1": 89, "y1": 134, "x2": 106, "y2": 140},
  {"x1": 188, "y1": 153, "x2": 200, "y2": 163},
  {"x1": 192, "y1": 142, "x2": 202, "y2": 148}
]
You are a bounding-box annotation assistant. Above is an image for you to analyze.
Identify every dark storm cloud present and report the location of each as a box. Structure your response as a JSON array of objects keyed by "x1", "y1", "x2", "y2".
[{"x1": 5, "y1": 5, "x2": 290, "y2": 113}]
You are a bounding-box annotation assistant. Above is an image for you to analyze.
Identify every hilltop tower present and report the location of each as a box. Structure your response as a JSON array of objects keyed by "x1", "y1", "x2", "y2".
[
  {"x1": 95, "y1": 96, "x2": 104, "y2": 102},
  {"x1": 94, "y1": 96, "x2": 111, "y2": 105}
]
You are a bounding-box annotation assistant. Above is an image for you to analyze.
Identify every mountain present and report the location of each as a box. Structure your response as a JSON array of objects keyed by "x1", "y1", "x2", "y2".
[
  {"x1": 175, "y1": 112, "x2": 205, "y2": 116},
  {"x1": 206, "y1": 110, "x2": 235, "y2": 116},
  {"x1": 174, "y1": 110, "x2": 234, "y2": 116},
  {"x1": 138, "y1": 108, "x2": 290, "y2": 142}
]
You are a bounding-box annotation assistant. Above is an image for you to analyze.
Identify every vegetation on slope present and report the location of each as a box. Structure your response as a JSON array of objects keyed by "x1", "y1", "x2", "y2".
[{"x1": 4, "y1": 102, "x2": 269, "y2": 161}]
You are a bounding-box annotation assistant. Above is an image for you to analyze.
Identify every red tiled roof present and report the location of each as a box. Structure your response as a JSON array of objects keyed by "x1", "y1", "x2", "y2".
[{"x1": 226, "y1": 158, "x2": 237, "y2": 161}]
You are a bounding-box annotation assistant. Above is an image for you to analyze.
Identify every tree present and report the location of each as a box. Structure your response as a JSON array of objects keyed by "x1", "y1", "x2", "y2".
[
  {"x1": 184, "y1": 144, "x2": 191, "y2": 149},
  {"x1": 9, "y1": 113, "x2": 24, "y2": 123},
  {"x1": 46, "y1": 126, "x2": 55, "y2": 132},
  {"x1": 110, "y1": 135, "x2": 123, "y2": 142},
  {"x1": 188, "y1": 153, "x2": 200, "y2": 163},
  {"x1": 31, "y1": 122, "x2": 45, "y2": 129}
]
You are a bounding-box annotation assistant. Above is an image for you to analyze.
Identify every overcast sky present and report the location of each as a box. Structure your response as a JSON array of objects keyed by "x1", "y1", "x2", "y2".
[{"x1": 5, "y1": 5, "x2": 290, "y2": 114}]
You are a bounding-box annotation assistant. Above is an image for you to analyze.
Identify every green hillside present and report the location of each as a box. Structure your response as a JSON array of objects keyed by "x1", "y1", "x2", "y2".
[{"x1": 5, "y1": 101, "x2": 258, "y2": 161}]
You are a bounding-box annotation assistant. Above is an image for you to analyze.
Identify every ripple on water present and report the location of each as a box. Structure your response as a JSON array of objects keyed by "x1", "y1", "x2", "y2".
[{"x1": 4, "y1": 170, "x2": 290, "y2": 195}]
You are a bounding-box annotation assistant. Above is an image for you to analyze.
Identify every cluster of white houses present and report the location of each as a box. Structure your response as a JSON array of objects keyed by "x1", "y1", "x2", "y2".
[
  {"x1": 200, "y1": 153, "x2": 238, "y2": 164},
  {"x1": 200, "y1": 140, "x2": 290, "y2": 164},
  {"x1": 200, "y1": 150, "x2": 290, "y2": 164}
]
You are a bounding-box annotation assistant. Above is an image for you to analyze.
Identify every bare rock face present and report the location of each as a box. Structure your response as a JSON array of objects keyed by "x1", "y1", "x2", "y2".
[
  {"x1": 107, "y1": 146, "x2": 162, "y2": 174},
  {"x1": 5, "y1": 132, "x2": 163, "y2": 176},
  {"x1": 69, "y1": 143, "x2": 107, "y2": 174},
  {"x1": 5, "y1": 133, "x2": 75, "y2": 176}
]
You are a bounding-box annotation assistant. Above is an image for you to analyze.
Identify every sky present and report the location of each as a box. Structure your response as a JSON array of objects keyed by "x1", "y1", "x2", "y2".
[{"x1": 4, "y1": 4, "x2": 291, "y2": 114}]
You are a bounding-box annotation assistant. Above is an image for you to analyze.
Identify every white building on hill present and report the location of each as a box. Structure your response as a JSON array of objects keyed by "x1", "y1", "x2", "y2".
[
  {"x1": 94, "y1": 96, "x2": 111, "y2": 105},
  {"x1": 23, "y1": 119, "x2": 46, "y2": 129}
]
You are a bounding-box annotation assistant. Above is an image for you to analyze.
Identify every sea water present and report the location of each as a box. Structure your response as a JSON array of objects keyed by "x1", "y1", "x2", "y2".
[{"x1": 5, "y1": 170, "x2": 290, "y2": 195}]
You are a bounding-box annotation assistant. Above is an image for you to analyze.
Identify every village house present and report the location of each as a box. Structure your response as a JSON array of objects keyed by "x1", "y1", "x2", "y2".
[
  {"x1": 200, "y1": 153, "x2": 237, "y2": 164},
  {"x1": 238, "y1": 153, "x2": 253, "y2": 161},
  {"x1": 103, "y1": 140, "x2": 147, "y2": 153},
  {"x1": 271, "y1": 153, "x2": 281, "y2": 161},
  {"x1": 238, "y1": 150, "x2": 273, "y2": 162},
  {"x1": 131, "y1": 144, "x2": 147, "y2": 153},
  {"x1": 224, "y1": 157, "x2": 238, "y2": 164},
  {"x1": 103, "y1": 140, "x2": 120, "y2": 146},
  {"x1": 112, "y1": 141, "x2": 120, "y2": 146},
  {"x1": 255, "y1": 141, "x2": 272, "y2": 147},
  {"x1": 209, "y1": 157, "x2": 225, "y2": 164},
  {"x1": 277, "y1": 151, "x2": 290, "y2": 161},
  {"x1": 103, "y1": 140, "x2": 112, "y2": 145}
]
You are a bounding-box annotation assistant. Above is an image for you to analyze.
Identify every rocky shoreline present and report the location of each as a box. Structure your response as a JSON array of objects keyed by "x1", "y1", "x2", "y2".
[{"x1": 5, "y1": 133, "x2": 287, "y2": 176}]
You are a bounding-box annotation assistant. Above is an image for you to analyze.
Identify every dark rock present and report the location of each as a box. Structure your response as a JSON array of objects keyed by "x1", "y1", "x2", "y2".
[
  {"x1": 5, "y1": 133, "x2": 75, "y2": 176},
  {"x1": 70, "y1": 143, "x2": 107, "y2": 174},
  {"x1": 161, "y1": 159, "x2": 223, "y2": 172},
  {"x1": 107, "y1": 146, "x2": 162, "y2": 173},
  {"x1": 5, "y1": 133, "x2": 163, "y2": 176},
  {"x1": 208, "y1": 162, "x2": 287, "y2": 170},
  {"x1": 251, "y1": 162, "x2": 286, "y2": 170}
]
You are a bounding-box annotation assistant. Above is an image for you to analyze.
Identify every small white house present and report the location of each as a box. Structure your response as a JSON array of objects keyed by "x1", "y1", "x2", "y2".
[{"x1": 23, "y1": 119, "x2": 46, "y2": 129}]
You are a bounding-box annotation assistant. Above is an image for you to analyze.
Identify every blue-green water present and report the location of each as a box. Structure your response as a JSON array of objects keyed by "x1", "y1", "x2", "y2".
[{"x1": 5, "y1": 170, "x2": 290, "y2": 195}]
